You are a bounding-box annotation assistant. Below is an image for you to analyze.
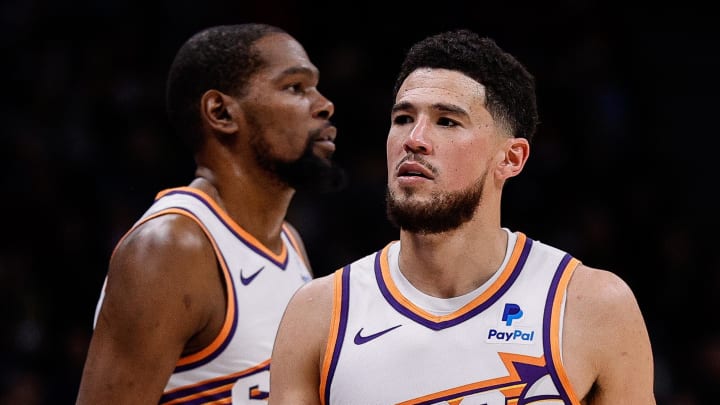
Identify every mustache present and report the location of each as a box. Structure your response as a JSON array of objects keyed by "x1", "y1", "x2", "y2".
[
  {"x1": 309, "y1": 122, "x2": 336, "y2": 141},
  {"x1": 395, "y1": 153, "x2": 438, "y2": 176}
]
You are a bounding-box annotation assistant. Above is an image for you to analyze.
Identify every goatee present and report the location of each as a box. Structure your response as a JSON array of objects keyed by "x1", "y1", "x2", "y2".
[
  {"x1": 275, "y1": 140, "x2": 347, "y2": 193},
  {"x1": 251, "y1": 126, "x2": 347, "y2": 194},
  {"x1": 386, "y1": 173, "x2": 485, "y2": 234}
]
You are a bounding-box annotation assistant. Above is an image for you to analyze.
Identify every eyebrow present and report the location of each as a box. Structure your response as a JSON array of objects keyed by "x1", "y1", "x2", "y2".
[
  {"x1": 279, "y1": 66, "x2": 317, "y2": 78},
  {"x1": 392, "y1": 101, "x2": 468, "y2": 117}
]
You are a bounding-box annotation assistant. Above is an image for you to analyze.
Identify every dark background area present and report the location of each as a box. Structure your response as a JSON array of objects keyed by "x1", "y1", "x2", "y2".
[{"x1": 2, "y1": 1, "x2": 719, "y2": 403}]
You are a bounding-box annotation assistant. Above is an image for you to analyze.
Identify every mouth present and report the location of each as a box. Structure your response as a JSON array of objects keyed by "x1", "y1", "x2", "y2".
[
  {"x1": 312, "y1": 126, "x2": 337, "y2": 157},
  {"x1": 397, "y1": 160, "x2": 434, "y2": 180}
]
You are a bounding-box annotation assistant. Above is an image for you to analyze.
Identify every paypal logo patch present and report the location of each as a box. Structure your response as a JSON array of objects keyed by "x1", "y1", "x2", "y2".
[
  {"x1": 502, "y1": 303, "x2": 523, "y2": 326},
  {"x1": 486, "y1": 303, "x2": 536, "y2": 344}
]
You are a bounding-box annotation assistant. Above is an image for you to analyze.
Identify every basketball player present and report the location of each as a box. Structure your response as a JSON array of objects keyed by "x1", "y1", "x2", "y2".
[
  {"x1": 268, "y1": 29, "x2": 656, "y2": 404},
  {"x1": 76, "y1": 23, "x2": 345, "y2": 404}
]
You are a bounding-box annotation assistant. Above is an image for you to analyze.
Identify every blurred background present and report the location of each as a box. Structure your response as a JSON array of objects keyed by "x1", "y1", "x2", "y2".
[{"x1": 2, "y1": 1, "x2": 718, "y2": 403}]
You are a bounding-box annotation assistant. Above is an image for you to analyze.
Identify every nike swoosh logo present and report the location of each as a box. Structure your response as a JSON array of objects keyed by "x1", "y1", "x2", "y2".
[
  {"x1": 353, "y1": 324, "x2": 402, "y2": 345},
  {"x1": 240, "y1": 266, "x2": 265, "y2": 285}
]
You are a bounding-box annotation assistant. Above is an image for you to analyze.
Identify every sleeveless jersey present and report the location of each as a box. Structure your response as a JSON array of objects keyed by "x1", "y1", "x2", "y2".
[
  {"x1": 93, "y1": 187, "x2": 312, "y2": 404},
  {"x1": 320, "y1": 230, "x2": 582, "y2": 405}
]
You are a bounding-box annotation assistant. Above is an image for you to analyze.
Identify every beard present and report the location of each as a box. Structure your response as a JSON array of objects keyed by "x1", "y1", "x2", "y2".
[
  {"x1": 386, "y1": 172, "x2": 486, "y2": 234},
  {"x1": 250, "y1": 125, "x2": 347, "y2": 194}
]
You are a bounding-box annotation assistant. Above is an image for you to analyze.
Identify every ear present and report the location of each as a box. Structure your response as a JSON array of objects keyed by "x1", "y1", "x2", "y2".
[
  {"x1": 497, "y1": 137, "x2": 530, "y2": 180},
  {"x1": 200, "y1": 89, "x2": 239, "y2": 135}
]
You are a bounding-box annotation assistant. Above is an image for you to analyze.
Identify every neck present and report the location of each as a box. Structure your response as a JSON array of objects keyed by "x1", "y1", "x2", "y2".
[
  {"x1": 191, "y1": 168, "x2": 294, "y2": 254},
  {"x1": 397, "y1": 222, "x2": 509, "y2": 298}
]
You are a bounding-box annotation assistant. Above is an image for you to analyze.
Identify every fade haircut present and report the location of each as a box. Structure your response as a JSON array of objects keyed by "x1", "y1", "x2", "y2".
[
  {"x1": 393, "y1": 29, "x2": 539, "y2": 142},
  {"x1": 166, "y1": 23, "x2": 286, "y2": 152}
]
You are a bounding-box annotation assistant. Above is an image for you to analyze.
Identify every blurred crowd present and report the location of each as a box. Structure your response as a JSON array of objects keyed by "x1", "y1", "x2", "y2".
[{"x1": 2, "y1": 1, "x2": 718, "y2": 404}]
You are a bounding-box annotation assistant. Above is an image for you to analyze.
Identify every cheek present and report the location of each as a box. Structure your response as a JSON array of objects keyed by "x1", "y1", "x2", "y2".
[
  {"x1": 386, "y1": 135, "x2": 405, "y2": 169},
  {"x1": 265, "y1": 117, "x2": 309, "y2": 156},
  {"x1": 386, "y1": 131, "x2": 406, "y2": 155},
  {"x1": 445, "y1": 143, "x2": 487, "y2": 177}
]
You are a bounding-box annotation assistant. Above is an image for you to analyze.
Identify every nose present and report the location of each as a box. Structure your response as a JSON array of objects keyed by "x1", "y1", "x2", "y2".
[
  {"x1": 403, "y1": 120, "x2": 433, "y2": 154},
  {"x1": 313, "y1": 92, "x2": 334, "y2": 120}
]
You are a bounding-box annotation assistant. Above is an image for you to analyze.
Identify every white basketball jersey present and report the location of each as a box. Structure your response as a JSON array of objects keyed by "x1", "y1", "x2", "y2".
[
  {"x1": 320, "y1": 230, "x2": 581, "y2": 405},
  {"x1": 94, "y1": 187, "x2": 312, "y2": 404}
]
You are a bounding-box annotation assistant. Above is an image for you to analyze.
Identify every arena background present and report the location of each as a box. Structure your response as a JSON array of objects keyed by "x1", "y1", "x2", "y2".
[{"x1": 2, "y1": 1, "x2": 718, "y2": 403}]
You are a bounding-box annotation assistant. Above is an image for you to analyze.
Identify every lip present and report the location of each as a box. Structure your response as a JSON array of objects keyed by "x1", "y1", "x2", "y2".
[
  {"x1": 318, "y1": 125, "x2": 336, "y2": 140},
  {"x1": 313, "y1": 139, "x2": 336, "y2": 155},
  {"x1": 397, "y1": 161, "x2": 434, "y2": 180},
  {"x1": 312, "y1": 126, "x2": 337, "y2": 156}
]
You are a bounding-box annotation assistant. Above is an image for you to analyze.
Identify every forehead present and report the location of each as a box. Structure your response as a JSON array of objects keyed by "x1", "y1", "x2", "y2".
[
  {"x1": 253, "y1": 33, "x2": 318, "y2": 78},
  {"x1": 396, "y1": 68, "x2": 487, "y2": 111}
]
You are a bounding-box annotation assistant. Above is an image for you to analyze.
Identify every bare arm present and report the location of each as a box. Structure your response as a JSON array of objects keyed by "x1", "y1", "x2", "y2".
[
  {"x1": 269, "y1": 275, "x2": 335, "y2": 405},
  {"x1": 563, "y1": 264, "x2": 656, "y2": 405},
  {"x1": 76, "y1": 214, "x2": 224, "y2": 404}
]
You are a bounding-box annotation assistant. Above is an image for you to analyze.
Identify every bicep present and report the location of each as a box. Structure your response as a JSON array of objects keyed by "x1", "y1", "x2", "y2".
[
  {"x1": 77, "y1": 216, "x2": 218, "y2": 404},
  {"x1": 269, "y1": 276, "x2": 334, "y2": 405}
]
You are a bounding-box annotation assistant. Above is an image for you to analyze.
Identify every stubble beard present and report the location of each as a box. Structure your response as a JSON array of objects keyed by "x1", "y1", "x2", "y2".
[{"x1": 385, "y1": 172, "x2": 486, "y2": 234}]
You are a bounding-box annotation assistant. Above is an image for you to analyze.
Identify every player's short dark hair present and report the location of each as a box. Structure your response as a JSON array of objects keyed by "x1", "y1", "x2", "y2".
[
  {"x1": 393, "y1": 29, "x2": 539, "y2": 142},
  {"x1": 166, "y1": 23, "x2": 286, "y2": 152}
]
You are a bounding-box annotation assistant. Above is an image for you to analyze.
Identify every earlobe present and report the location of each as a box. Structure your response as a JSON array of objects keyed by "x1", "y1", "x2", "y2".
[{"x1": 200, "y1": 90, "x2": 238, "y2": 135}]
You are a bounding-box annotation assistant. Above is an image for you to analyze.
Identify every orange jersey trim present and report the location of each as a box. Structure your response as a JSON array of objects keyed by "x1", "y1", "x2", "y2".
[{"x1": 379, "y1": 233, "x2": 528, "y2": 323}]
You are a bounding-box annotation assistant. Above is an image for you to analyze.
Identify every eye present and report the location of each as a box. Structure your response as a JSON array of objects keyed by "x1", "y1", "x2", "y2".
[
  {"x1": 393, "y1": 114, "x2": 413, "y2": 125},
  {"x1": 286, "y1": 83, "x2": 306, "y2": 94},
  {"x1": 437, "y1": 117, "x2": 459, "y2": 127}
]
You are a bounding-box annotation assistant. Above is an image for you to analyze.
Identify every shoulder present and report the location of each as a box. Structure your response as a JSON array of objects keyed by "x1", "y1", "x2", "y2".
[
  {"x1": 562, "y1": 264, "x2": 655, "y2": 402},
  {"x1": 272, "y1": 274, "x2": 336, "y2": 364},
  {"x1": 288, "y1": 272, "x2": 336, "y2": 312},
  {"x1": 564, "y1": 263, "x2": 647, "y2": 342},
  {"x1": 277, "y1": 273, "x2": 336, "y2": 345},
  {"x1": 566, "y1": 264, "x2": 640, "y2": 317},
  {"x1": 111, "y1": 210, "x2": 218, "y2": 288},
  {"x1": 118, "y1": 212, "x2": 211, "y2": 255},
  {"x1": 104, "y1": 212, "x2": 219, "y2": 325}
]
